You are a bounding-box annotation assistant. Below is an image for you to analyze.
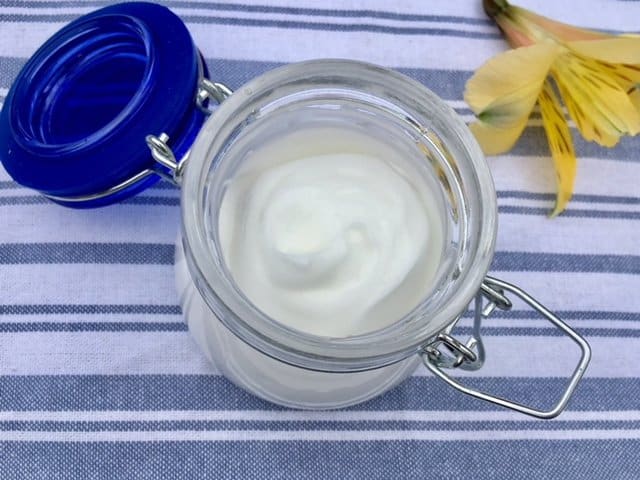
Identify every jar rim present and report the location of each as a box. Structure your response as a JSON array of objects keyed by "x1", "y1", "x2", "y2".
[{"x1": 181, "y1": 59, "x2": 497, "y2": 372}]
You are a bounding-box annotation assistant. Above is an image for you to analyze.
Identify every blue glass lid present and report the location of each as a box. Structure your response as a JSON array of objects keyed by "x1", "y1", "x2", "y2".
[{"x1": 0, "y1": 2, "x2": 207, "y2": 207}]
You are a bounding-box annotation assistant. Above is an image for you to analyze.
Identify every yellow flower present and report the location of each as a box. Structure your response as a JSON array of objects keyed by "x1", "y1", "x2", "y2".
[{"x1": 465, "y1": 0, "x2": 640, "y2": 216}]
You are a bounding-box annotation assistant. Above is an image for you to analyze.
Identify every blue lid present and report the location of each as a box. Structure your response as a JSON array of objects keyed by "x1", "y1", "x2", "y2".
[{"x1": 0, "y1": 2, "x2": 207, "y2": 207}]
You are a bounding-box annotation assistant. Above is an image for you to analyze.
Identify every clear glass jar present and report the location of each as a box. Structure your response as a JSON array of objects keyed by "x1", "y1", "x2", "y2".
[{"x1": 176, "y1": 60, "x2": 589, "y2": 414}]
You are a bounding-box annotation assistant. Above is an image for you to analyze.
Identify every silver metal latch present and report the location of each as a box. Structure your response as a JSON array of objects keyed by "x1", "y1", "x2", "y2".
[
  {"x1": 44, "y1": 77, "x2": 234, "y2": 203},
  {"x1": 423, "y1": 276, "x2": 591, "y2": 419},
  {"x1": 145, "y1": 78, "x2": 234, "y2": 187}
]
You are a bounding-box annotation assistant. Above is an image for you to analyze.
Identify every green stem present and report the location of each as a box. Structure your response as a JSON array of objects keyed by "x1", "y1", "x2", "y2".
[{"x1": 483, "y1": 0, "x2": 510, "y2": 18}]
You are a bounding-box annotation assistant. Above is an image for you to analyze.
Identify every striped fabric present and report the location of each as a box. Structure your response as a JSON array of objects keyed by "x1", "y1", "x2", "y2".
[{"x1": 1, "y1": 1, "x2": 639, "y2": 478}]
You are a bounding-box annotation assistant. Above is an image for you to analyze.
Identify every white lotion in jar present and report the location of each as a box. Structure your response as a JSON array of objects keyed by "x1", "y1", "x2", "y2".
[{"x1": 218, "y1": 127, "x2": 446, "y2": 337}]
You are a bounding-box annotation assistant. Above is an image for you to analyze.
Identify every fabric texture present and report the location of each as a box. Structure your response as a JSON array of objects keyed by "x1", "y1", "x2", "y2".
[{"x1": 0, "y1": 1, "x2": 639, "y2": 478}]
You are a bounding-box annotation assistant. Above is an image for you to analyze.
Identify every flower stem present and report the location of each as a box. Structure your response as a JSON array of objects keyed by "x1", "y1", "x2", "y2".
[{"x1": 483, "y1": 0, "x2": 510, "y2": 18}]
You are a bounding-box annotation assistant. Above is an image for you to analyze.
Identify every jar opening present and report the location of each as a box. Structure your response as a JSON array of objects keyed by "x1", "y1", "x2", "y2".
[{"x1": 13, "y1": 15, "x2": 153, "y2": 150}]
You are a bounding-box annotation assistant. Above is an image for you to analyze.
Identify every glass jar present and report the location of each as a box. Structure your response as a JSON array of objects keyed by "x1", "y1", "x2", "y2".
[
  {"x1": 174, "y1": 59, "x2": 591, "y2": 415},
  {"x1": 0, "y1": 2, "x2": 591, "y2": 418}
]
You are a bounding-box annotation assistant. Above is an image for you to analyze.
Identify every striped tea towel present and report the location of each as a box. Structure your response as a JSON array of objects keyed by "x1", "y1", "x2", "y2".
[{"x1": 0, "y1": 0, "x2": 639, "y2": 478}]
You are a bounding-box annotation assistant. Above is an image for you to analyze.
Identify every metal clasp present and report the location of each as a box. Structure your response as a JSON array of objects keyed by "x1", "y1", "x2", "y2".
[
  {"x1": 145, "y1": 78, "x2": 233, "y2": 187},
  {"x1": 44, "y1": 77, "x2": 234, "y2": 203},
  {"x1": 196, "y1": 78, "x2": 233, "y2": 112},
  {"x1": 422, "y1": 276, "x2": 591, "y2": 419}
]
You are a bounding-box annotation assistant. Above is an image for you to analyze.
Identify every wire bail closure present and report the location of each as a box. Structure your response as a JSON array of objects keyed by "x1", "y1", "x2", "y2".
[
  {"x1": 423, "y1": 276, "x2": 592, "y2": 419},
  {"x1": 43, "y1": 78, "x2": 233, "y2": 202}
]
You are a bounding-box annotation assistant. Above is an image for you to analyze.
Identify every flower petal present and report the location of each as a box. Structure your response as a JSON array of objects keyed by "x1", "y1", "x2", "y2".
[
  {"x1": 538, "y1": 80, "x2": 576, "y2": 217},
  {"x1": 511, "y1": 5, "x2": 608, "y2": 42},
  {"x1": 591, "y1": 61, "x2": 640, "y2": 91},
  {"x1": 464, "y1": 41, "x2": 559, "y2": 116},
  {"x1": 567, "y1": 38, "x2": 640, "y2": 64},
  {"x1": 555, "y1": 75, "x2": 619, "y2": 147},
  {"x1": 630, "y1": 88, "x2": 640, "y2": 112},
  {"x1": 469, "y1": 117, "x2": 529, "y2": 155},
  {"x1": 486, "y1": 1, "x2": 607, "y2": 47},
  {"x1": 553, "y1": 54, "x2": 640, "y2": 146}
]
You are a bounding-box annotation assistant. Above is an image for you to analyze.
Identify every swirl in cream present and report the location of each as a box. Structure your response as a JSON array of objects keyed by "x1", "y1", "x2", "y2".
[{"x1": 219, "y1": 128, "x2": 444, "y2": 337}]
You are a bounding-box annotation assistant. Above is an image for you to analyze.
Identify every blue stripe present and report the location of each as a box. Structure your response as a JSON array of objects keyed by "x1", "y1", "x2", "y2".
[
  {"x1": 0, "y1": 180, "x2": 178, "y2": 191},
  {"x1": 2, "y1": 305, "x2": 634, "y2": 321},
  {"x1": 492, "y1": 251, "x2": 640, "y2": 274},
  {"x1": 0, "y1": 1, "x2": 493, "y2": 25},
  {"x1": 150, "y1": 181, "x2": 178, "y2": 191},
  {"x1": 508, "y1": 126, "x2": 640, "y2": 163},
  {"x1": 453, "y1": 326, "x2": 640, "y2": 338},
  {"x1": 499, "y1": 205, "x2": 640, "y2": 220},
  {"x1": 0, "y1": 376, "x2": 636, "y2": 411},
  {"x1": 498, "y1": 191, "x2": 640, "y2": 205},
  {"x1": 1, "y1": 185, "x2": 638, "y2": 206},
  {"x1": 0, "y1": 322, "x2": 187, "y2": 332},
  {"x1": 0, "y1": 304, "x2": 181, "y2": 315},
  {"x1": 0, "y1": 180, "x2": 177, "y2": 192},
  {"x1": 1, "y1": 182, "x2": 639, "y2": 208},
  {"x1": 1, "y1": 244, "x2": 638, "y2": 274},
  {"x1": 4, "y1": 198, "x2": 640, "y2": 220},
  {"x1": 463, "y1": 309, "x2": 640, "y2": 321},
  {"x1": 1, "y1": 419, "x2": 637, "y2": 432},
  {"x1": 0, "y1": 14, "x2": 502, "y2": 38},
  {"x1": 1, "y1": 323, "x2": 634, "y2": 337},
  {"x1": 1, "y1": 320, "x2": 635, "y2": 337},
  {"x1": 0, "y1": 196, "x2": 180, "y2": 206},
  {"x1": 1, "y1": 194, "x2": 639, "y2": 219},
  {"x1": 0, "y1": 242, "x2": 175, "y2": 265},
  {"x1": 0, "y1": 440, "x2": 637, "y2": 480}
]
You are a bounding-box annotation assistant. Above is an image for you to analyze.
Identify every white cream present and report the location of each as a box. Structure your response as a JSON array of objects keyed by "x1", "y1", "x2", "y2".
[{"x1": 219, "y1": 127, "x2": 444, "y2": 337}]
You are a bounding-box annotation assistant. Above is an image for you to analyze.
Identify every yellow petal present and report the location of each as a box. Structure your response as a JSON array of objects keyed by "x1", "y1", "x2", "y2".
[
  {"x1": 554, "y1": 74, "x2": 619, "y2": 147},
  {"x1": 567, "y1": 38, "x2": 640, "y2": 64},
  {"x1": 469, "y1": 116, "x2": 529, "y2": 155},
  {"x1": 488, "y1": 2, "x2": 607, "y2": 47},
  {"x1": 591, "y1": 62, "x2": 640, "y2": 91},
  {"x1": 465, "y1": 41, "x2": 559, "y2": 116},
  {"x1": 511, "y1": 5, "x2": 608, "y2": 42},
  {"x1": 630, "y1": 88, "x2": 640, "y2": 112},
  {"x1": 538, "y1": 80, "x2": 576, "y2": 217},
  {"x1": 553, "y1": 54, "x2": 640, "y2": 146}
]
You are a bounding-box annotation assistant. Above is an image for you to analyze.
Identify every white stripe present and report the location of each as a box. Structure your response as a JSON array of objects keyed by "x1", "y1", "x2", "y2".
[
  {"x1": 459, "y1": 114, "x2": 545, "y2": 127},
  {"x1": 479, "y1": 271, "x2": 640, "y2": 319},
  {"x1": 2, "y1": 0, "x2": 639, "y2": 29},
  {"x1": 460, "y1": 115, "x2": 578, "y2": 129},
  {"x1": 1, "y1": 264, "x2": 177, "y2": 305},
  {"x1": 0, "y1": 22, "x2": 506, "y2": 70},
  {"x1": 0, "y1": 201, "x2": 181, "y2": 244},
  {"x1": 2, "y1": 409, "x2": 638, "y2": 423},
  {"x1": 446, "y1": 100, "x2": 470, "y2": 109},
  {"x1": 0, "y1": 1, "x2": 489, "y2": 21},
  {"x1": 491, "y1": 155, "x2": 640, "y2": 199},
  {"x1": 0, "y1": 331, "x2": 635, "y2": 377},
  {"x1": 498, "y1": 215, "x2": 640, "y2": 256},
  {"x1": 1, "y1": 270, "x2": 638, "y2": 325},
  {"x1": 0, "y1": 331, "x2": 218, "y2": 375},
  {"x1": 2, "y1": 429, "x2": 640, "y2": 442},
  {"x1": 0, "y1": 7, "x2": 497, "y2": 34}
]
